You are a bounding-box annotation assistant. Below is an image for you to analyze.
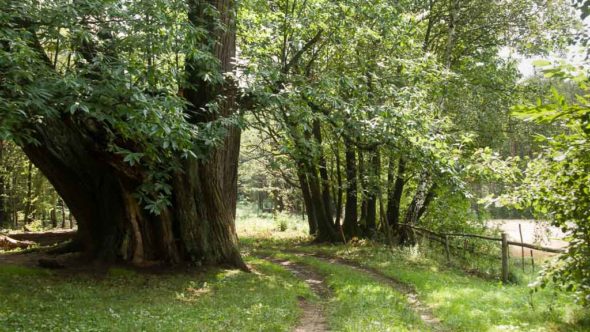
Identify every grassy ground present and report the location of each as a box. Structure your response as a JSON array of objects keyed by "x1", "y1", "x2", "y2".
[
  {"x1": 0, "y1": 258, "x2": 310, "y2": 331},
  {"x1": 255, "y1": 240, "x2": 590, "y2": 332},
  {"x1": 270, "y1": 252, "x2": 427, "y2": 332},
  {"x1": 235, "y1": 203, "x2": 309, "y2": 241},
  {"x1": 237, "y1": 208, "x2": 590, "y2": 332},
  {"x1": 1, "y1": 207, "x2": 588, "y2": 331}
]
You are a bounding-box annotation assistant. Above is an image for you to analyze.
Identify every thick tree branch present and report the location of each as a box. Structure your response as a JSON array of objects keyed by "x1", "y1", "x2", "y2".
[{"x1": 282, "y1": 29, "x2": 323, "y2": 74}]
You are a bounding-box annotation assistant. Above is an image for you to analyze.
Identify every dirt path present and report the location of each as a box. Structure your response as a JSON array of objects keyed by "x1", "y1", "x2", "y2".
[
  {"x1": 291, "y1": 252, "x2": 446, "y2": 332},
  {"x1": 264, "y1": 257, "x2": 330, "y2": 332}
]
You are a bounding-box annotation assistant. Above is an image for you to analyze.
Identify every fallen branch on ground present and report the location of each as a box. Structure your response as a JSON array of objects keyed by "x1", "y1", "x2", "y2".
[{"x1": 0, "y1": 234, "x2": 35, "y2": 250}]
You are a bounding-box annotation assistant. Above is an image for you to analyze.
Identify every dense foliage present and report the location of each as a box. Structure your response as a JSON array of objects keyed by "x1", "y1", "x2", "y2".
[{"x1": 505, "y1": 64, "x2": 590, "y2": 305}]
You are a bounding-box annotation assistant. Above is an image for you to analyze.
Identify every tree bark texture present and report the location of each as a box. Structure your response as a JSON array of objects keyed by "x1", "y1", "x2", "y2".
[
  {"x1": 400, "y1": 172, "x2": 436, "y2": 245},
  {"x1": 365, "y1": 149, "x2": 380, "y2": 234},
  {"x1": 386, "y1": 157, "x2": 405, "y2": 229},
  {"x1": 298, "y1": 168, "x2": 318, "y2": 235},
  {"x1": 0, "y1": 141, "x2": 6, "y2": 227},
  {"x1": 17, "y1": 0, "x2": 246, "y2": 269},
  {"x1": 312, "y1": 120, "x2": 334, "y2": 224},
  {"x1": 342, "y1": 139, "x2": 359, "y2": 238}
]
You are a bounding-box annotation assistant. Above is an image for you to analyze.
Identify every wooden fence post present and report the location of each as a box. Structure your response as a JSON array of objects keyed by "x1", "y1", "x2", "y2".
[
  {"x1": 501, "y1": 232, "x2": 509, "y2": 283},
  {"x1": 444, "y1": 235, "x2": 451, "y2": 263},
  {"x1": 518, "y1": 224, "x2": 524, "y2": 272}
]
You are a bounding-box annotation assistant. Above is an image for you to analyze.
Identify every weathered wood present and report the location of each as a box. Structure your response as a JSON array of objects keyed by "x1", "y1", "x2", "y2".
[
  {"x1": 506, "y1": 240, "x2": 565, "y2": 254},
  {"x1": 400, "y1": 223, "x2": 565, "y2": 254},
  {"x1": 0, "y1": 235, "x2": 35, "y2": 250},
  {"x1": 422, "y1": 233, "x2": 499, "y2": 259},
  {"x1": 530, "y1": 250, "x2": 535, "y2": 272},
  {"x1": 399, "y1": 223, "x2": 501, "y2": 241},
  {"x1": 519, "y1": 224, "x2": 525, "y2": 272},
  {"x1": 445, "y1": 232, "x2": 501, "y2": 241},
  {"x1": 501, "y1": 232, "x2": 509, "y2": 284},
  {"x1": 8, "y1": 230, "x2": 76, "y2": 245}
]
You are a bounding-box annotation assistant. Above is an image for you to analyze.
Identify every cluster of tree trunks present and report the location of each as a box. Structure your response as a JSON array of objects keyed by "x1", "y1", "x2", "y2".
[{"x1": 292, "y1": 124, "x2": 438, "y2": 244}]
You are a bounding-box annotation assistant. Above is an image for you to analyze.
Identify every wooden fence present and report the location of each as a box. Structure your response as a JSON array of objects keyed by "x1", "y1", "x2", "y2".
[{"x1": 399, "y1": 223, "x2": 566, "y2": 283}]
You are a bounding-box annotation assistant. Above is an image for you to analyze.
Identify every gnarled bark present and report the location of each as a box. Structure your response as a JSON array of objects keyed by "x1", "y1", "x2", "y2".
[{"x1": 14, "y1": 0, "x2": 246, "y2": 269}]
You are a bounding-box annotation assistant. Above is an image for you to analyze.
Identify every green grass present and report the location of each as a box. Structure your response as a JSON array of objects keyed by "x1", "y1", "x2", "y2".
[
  {"x1": 235, "y1": 204, "x2": 310, "y2": 241},
  {"x1": 241, "y1": 226, "x2": 590, "y2": 332},
  {"x1": 300, "y1": 254, "x2": 427, "y2": 332},
  {"x1": 3, "y1": 208, "x2": 588, "y2": 331},
  {"x1": 286, "y1": 242, "x2": 590, "y2": 332},
  {"x1": 270, "y1": 251, "x2": 428, "y2": 332},
  {"x1": 0, "y1": 257, "x2": 310, "y2": 332}
]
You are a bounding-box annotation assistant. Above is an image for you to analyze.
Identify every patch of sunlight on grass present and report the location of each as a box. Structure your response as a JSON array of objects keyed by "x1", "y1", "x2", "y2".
[
  {"x1": 235, "y1": 204, "x2": 311, "y2": 241},
  {"x1": 0, "y1": 256, "x2": 308, "y2": 331},
  {"x1": 273, "y1": 252, "x2": 428, "y2": 332},
  {"x1": 334, "y1": 242, "x2": 590, "y2": 332},
  {"x1": 254, "y1": 240, "x2": 590, "y2": 332}
]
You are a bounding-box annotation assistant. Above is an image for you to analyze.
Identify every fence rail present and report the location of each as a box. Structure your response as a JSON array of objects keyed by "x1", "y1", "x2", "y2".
[{"x1": 399, "y1": 223, "x2": 566, "y2": 283}]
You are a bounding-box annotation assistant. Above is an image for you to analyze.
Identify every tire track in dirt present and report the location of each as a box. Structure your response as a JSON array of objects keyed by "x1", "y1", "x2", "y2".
[
  {"x1": 290, "y1": 252, "x2": 446, "y2": 332},
  {"x1": 263, "y1": 257, "x2": 330, "y2": 332}
]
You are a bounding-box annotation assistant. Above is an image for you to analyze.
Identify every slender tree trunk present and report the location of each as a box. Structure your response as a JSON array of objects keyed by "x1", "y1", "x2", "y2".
[
  {"x1": 312, "y1": 120, "x2": 334, "y2": 224},
  {"x1": 400, "y1": 172, "x2": 436, "y2": 245},
  {"x1": 305, "y1": 163, "x2": 340, "y2": 242},
  {"x1": 11, "y1": 173, "x2": 17, "y2": 228},
  {"x1": 60, "y1": 198, "x2": 66, "y2": 228},
  {"x1": 386, "y1": 157, "x2": 405, "y2": 229},
  {"x1": 23, "y1": 161, "x2": 33, "y2": 225},
  {"x1": 342, "y1": 138, "x2": 359, "y2": 238},
  {"x1": 334, "y1": 144, "x2": 343, "y2": 227},
  {"x1": 365, "y1": 149, "x2": 380, "y2": 234},
  {"x1": 258, "y1": 190, "x2": 264, "y2": 212},
  {"x1": 0, "y1": 141, "x2": 5, "y2": 227},
  {"x1": 297, "y1": 168, "x2": 317, "y2": 235},
  {"x1": 403, "y1": 174, "x2": 430, "y2": 226},
  {"x1": 358, "y1": 151, "x2": 368, "y2": 233},
  {"x1": 416, "y1": 184, "x2": 436, "y2": 222},
  {"x1": 50, "y1": 207, "x2": 57, "y2": 228}
]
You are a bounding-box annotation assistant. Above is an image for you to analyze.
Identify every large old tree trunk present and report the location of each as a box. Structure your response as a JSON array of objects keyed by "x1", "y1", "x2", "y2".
[{"x1": 20, "y1": 0, "x2": 246, "y2": 269}]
